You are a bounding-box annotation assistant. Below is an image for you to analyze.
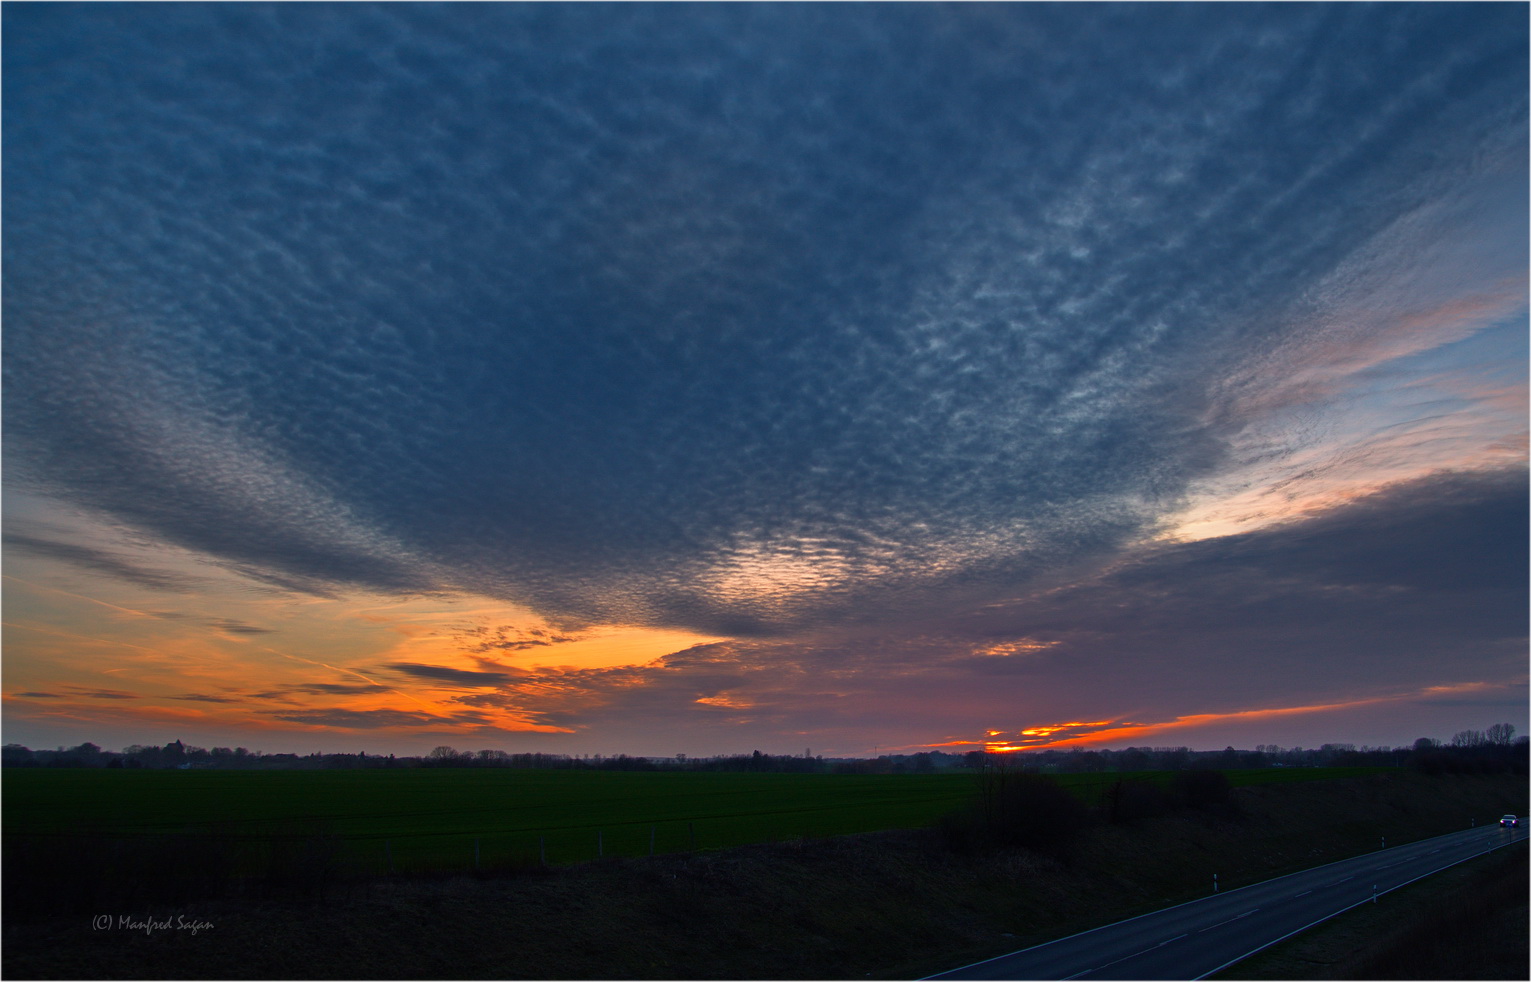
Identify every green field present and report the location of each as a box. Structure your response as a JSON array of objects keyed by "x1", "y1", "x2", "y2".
[
  {"x1": 3, "y1": 768, "x2": 978, "y2": 871},
  {"x1": 4, "y1": 765, "x2": 1393, "y2": 875}
]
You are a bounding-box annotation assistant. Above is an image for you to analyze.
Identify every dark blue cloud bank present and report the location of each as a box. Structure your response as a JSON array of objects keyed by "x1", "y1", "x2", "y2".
[{"x1": 5, "y1": 3, "x2": 1526, "y2": 643}]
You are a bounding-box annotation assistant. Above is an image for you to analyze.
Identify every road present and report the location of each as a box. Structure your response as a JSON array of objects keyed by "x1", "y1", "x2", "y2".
[{"x1": 926, "y1": 822, "x2": 1528, "y2": 980}]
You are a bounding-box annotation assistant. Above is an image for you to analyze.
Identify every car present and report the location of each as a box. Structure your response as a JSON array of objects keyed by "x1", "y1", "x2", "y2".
[{"x1": 1500, "y1": 815, "x2": 1518, "y2": 828}]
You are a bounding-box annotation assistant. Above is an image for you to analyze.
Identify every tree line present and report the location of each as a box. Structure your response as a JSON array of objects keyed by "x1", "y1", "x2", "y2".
[{"x1": 4, "y1": 726, "x2": 1524, "y2": 774}]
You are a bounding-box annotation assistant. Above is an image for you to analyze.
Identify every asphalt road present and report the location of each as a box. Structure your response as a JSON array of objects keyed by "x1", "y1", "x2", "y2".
[{"x1": 927, "y1": 821, "x2": 1528, "y2": 980}]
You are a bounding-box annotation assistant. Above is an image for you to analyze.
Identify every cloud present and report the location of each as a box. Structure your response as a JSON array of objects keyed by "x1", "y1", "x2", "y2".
[
  {"x1": 385, "y1": 662, "x2": 515, "y2": 688},
  {"x1": 13, "y1": 691, "x2": 62, "y2": 699},
  {"x1": 392, "y1": 468, "x2": 1525, "y2": 752},
  {"x1": 982, "y1": 681, "x2": 1531, "y2": 752},
  {"x1": 208, "y1": 618, "x2": 273, "y2": 636},
  {"x1": 0, "y1": 0, "x2": 1522, "y2": 771},
  {"x1": 253, "y1": 683, "x2": 384, "y2": 698},
  {"x1": 1102, "y1": 465, "x2": 1531, "y2": 618},
  {"x1": 2, "y1": 532, "x2": 199, "y2": 592},
  {"x1": 171, "y1": 693, "x2": 243, "y2": 704},
  {"x1": 457, "y1": 626, "x2": 578, "y2": 653},
  {"x1": 63, "y1": 687, "x2": 141, "y2": 701},
  {"x1": 3, "y1": 4, "x2": 1523, "y2": 642},
  {"x1": 265, "y1": 708, "x2": 450, "y2": 730}
]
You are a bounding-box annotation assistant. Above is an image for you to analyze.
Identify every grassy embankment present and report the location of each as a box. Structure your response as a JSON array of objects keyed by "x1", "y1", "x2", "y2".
[
  {"x1": 3, "y1": 768, "x2": 1524, "y2": 979},
  {"x1": 1216, "y1": 839, "x2": 1528, "y2": 980}
]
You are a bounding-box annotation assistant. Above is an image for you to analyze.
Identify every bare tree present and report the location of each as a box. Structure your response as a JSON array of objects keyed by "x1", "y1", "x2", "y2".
[
  {"x1": 428, "y1": 745, "x2": 462, "y2": 764},
  {"x1": 1485, "y1": 723, "x2": 1515, "y2": 746}
]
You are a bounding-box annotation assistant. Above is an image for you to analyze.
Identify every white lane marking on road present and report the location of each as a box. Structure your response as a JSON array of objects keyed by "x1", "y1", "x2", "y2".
[
  {"x1": 1066, "y1": 933, "x2": 1191, "y2": 978},
  {"x1": 1292, "y1": 890, "x2": 1312, "y2": 898},
  {"x1": 1197, "y1": 909, "x2": 1260, "y2": 933},
  {"x1": 1192, "y1": 832, "x2": 1526, "y2": 981}
]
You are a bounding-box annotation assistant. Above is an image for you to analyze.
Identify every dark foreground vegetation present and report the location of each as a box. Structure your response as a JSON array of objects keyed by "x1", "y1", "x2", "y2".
[
  {"x1": 1337, "y1": 841, "x2": 1528, "y2": 980},
  {"x1": 4, "y1": 768, "x2": 1524, "y2": 980}
]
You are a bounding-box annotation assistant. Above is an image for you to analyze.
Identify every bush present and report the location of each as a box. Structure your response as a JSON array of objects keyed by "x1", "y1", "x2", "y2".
[
  {"x1": 1174, "y1": 769, "x2": 1239, "y2": 817},
  {"x1": 1101, "y1": 778, "x2": 1172, "y2": 825},
  {"x1": 940, "y1": 770, "x2": 1089, "y2": 859}
]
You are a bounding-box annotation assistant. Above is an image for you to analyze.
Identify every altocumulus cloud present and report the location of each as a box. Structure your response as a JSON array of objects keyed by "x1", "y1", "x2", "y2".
[
  {"x1": 4, "y1": 4, "x2": 1525, "y2": 643},
  {"x1": 2, "y1": 530, "x2": 201, "y2": 593}
]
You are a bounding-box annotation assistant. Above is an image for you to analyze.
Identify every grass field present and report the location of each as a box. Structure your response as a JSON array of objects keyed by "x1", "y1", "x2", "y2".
[
  {"x1": 3, "y1": 765, "x2": 1393, "y2": 872},
  {"x1": 5, "y1": 769, "x2": 1519, "y2": 980},
  {"x1": 3, "y1": 768, "x2": 978, "y2": 870}
]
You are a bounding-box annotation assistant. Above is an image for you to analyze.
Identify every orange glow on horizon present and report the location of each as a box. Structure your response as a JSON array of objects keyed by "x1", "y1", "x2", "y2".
[
  {"x1": 919, "y1": 683, "x2": 1517, "y2": 755},
  {"x1": 1006, "y1": 696, "x2": 1405, "y2": 751}
]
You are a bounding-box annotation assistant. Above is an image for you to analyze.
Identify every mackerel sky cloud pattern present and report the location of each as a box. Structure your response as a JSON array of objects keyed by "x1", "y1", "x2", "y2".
[{"x1": 3, "y1": 3, "x2": 1526, "y2": 756}]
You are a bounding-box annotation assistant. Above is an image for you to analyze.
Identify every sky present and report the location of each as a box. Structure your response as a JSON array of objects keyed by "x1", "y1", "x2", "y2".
[{"x1": 3, "y1": 2, "x2": 1526, "y2": 759}]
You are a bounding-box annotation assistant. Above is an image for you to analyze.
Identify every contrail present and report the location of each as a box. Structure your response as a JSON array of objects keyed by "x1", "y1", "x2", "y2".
[
  {"x1": 1, "y1": 620, "x2": 161, "y2": 653},
  {"x1": 255, "y1": 645, "x2": 441, "y2": 712},
  {"x1": 2, "y1": 574, "x2": 159, "y2": 619}
]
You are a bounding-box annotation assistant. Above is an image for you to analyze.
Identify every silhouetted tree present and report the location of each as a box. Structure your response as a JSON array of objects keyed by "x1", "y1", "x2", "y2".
[
  {"x1": 426, "y1": 745, "x2": 463, "y2": 766},
  {"x1": 1485, "y1": 723, "x2": 1515, "y2": 746}
]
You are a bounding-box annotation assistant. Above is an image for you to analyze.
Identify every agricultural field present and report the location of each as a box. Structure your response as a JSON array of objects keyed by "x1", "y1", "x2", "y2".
[
  {"x1": 3, "y1": 765, "x2": 1393, "y2": 875},
  {"x1": 4, "y1": 768, "x2": 978, "y2": 871}
]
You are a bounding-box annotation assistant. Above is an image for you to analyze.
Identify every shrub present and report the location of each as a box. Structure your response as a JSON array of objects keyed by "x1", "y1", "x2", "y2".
[
  {"x1": 940, "y1": 770, "x2": 1089, "y2": 859},
  {"x1": 1174, "y1": 769, "x2": 1239, "y2": 817},
  {"x1": 1101, "y1": 778, "x2": 1172, "y2": 825}
]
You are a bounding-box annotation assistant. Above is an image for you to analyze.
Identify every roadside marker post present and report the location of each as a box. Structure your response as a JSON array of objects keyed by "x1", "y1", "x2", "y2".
[{"x1": 1213, "y1": 873, "x2": 1218, "y2": 894}]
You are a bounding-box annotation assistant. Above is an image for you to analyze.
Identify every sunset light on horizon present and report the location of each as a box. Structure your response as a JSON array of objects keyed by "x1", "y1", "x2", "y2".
[{"x1": 4, "y1": 3, "x2": 1526, "y2": 760}]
